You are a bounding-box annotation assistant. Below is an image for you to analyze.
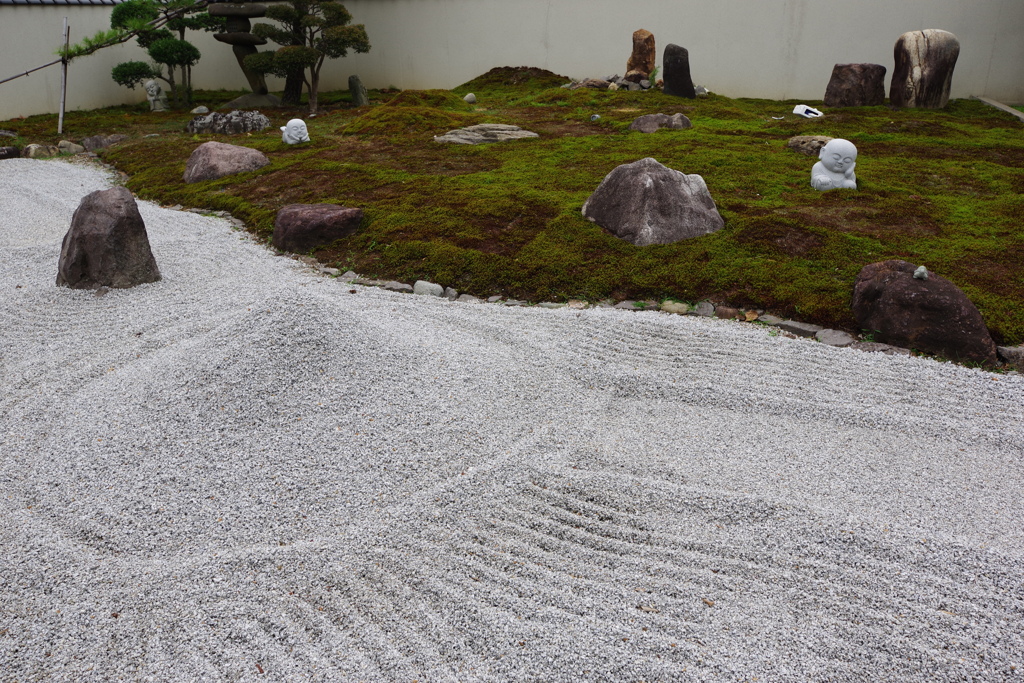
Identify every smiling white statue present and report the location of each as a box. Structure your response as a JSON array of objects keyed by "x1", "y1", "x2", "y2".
[
  {"x1": 281, "y1": 118, "x2": 311, "y2": 144},
  {"x1": 811, "y1": 138, "x2": 857, "y2": 190}
]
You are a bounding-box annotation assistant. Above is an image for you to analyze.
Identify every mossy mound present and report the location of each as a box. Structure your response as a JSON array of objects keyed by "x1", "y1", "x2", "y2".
[
  {"x1": 455, "y1": 66, "x2": 570, "y2": 93},
  {"x1": 379, "y1": 89, "x2": 474, "y2": 111},
  {"x1": 343, "y1": 106, "x2": 482, "y2": 136}
]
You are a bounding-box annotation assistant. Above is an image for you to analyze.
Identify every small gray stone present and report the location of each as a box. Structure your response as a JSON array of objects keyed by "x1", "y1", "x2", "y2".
[
  {"x1": 660, "y1": 301, "x2": 689, "y2": 315},
  {"x1": 757, "y1": 313, "x2": 786, "y2": 325},
  {"x1": 191, "y1": 106, "x2": 210, "y2": 115},
  {"x1": 434, "y1": 124, "x2": 539, "y2": 145},
  {"x1": 382, "y1": 281, "x2": 413, "y2": 293},
  {"x1": 457, "y1": 294, "x2": 483, "y2": 303},
  {"x1": 319, "y1": 267, "x2": 341, "y2": 276},
  {"x1": 340, "y1": 270, "x2": 358, "y2": 281},
  {"x1": 997, "y1": 345, "x2": 1024, "y2": 368},
  {"x1": 22, "y1": 143, "x2": 59, "y2": 159},
  {"x1": 413, "y1": 280, "x2": 444, "y2": 297},
  {"x1": 776, "y1": 320, "x2": 824, "y2": 337},
  {"x1": 444, "y1": 286, "x2": 458, "y2": 300},
  {"x1": 537, "y1": 302, "x2": 566, "y2": 309},
  {"x1": 463, "y1": 93, "x2": 476, "y2": 104},
  {"x1": 58, "y1": 140, "x2": 86, "y2": 154},
  {"x1": 614, "y1": 301, "x2": 639, "y2": 310},
  {"x1": 486, "y1": 295, "x2": 503, "y2": 303},
  {"x1": 504, "y1": 300, "x2": 528, "y2": 307},
  {"x1": 816, "y1": 329, "x2": 857, "y2": 347},
  {"x1": 913, "y1": 265, "x2": 928, "y2": 280},
  {"x1": 691, "y1": 301, "x2": 715, "y2": 317}
]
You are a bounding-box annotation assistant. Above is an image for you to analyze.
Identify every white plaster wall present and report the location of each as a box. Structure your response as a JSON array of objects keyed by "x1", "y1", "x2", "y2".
[{"x1": 2, "y1": 0, "x2": 1022, "y2": 121}]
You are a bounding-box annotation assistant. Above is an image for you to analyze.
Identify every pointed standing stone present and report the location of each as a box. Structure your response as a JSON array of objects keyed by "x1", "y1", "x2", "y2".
[
  {"x1": 662, "y1": 44, "x2": 696, "y2": 98},
  {"x1": 890, "y1": 29, "x2": 960, "y2": 108},
  {"x1": 626, "y1": 29, "x2": 656, "y2": 77},
  {"x1": 349, "y1": 75, "x2": 369, "y2": 107}
]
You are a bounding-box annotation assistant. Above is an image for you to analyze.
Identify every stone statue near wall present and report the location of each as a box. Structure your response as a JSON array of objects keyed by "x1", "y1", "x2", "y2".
[
  {"x1": 281, "y1": 118, "x2": 310, "y2": 144},
  {"x1": 145, "y1": 80, "x2": 169, "y2": 112}
]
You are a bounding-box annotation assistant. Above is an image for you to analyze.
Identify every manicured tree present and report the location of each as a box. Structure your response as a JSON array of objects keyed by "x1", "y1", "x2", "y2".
[{"x1": 246, "y1": 1, "x2": 370, "y2": 115}]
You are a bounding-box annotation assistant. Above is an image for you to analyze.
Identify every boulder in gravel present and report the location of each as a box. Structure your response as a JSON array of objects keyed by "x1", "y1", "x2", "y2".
[
  {"x1": 890, "y1": 29, "x2": 960, "y2": 109},
  {"x1": 434, "y1": 124, "x2": 539, "y2": 145},
  {"x1": 413, "y1": 280, "x2": 444, "y2": 297},
  {"x1": 582, "y1": 157, "x2": 724, "y2": 246},
  {"x1": 823, "y1": 63, "x2": 887, "y2": 107},
  {"x1": 787, "y1": 135, "x2": 833, "y2": 156},
  {"x1": 777, "y1": 320, "x2": 823, "y2": 337},
  {"x1": 851, "y1": 260, "x2": 996, "y2": 364},
  {"x1": 997, "y1": 345, "x2": 1024, "y2": 370},
  {"x1": 816, "y1": 329, "x2": 857, "y2": 347},
  {"x1": 185, "y1": 110, "x2": 271, "y2": 135},
  {"x1": 662, "y1": 43, "x2": 696, "y2": 98},
  {"x1": 58, "y1": 140, "x2": 86, "y2": 155},
  {"x1": 0, "y1": 146, "x2": 19, "y2": 160},
  {"x1": 21, "y1": 144, "x2": 59, "y2": 159},
  {"x1": 183, "y1": 141, "x2": 270, "y2": 183},
  {"x1": 56, "y1": 186, "x2": 160, "y2": 289},
  {"x1": 272, "y1": 204, "x2": 363, "y2": 253},
  {"x1": 628, "y1": 113, "x2": 692, "y2": 133}
]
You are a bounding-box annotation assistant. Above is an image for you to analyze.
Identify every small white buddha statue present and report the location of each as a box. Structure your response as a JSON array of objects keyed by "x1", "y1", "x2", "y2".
[
  {"x1": 811, "y1": 138, "x2": 857, "y2": 190},
  {"x1": 144, "y1": 80, "x2": 169, "y2": 112},
  {"x1": 281, "y1": 118, "x2": 310, "y2": 144}
]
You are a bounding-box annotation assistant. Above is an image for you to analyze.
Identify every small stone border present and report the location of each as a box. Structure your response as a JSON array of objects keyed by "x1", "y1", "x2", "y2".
[{"x1": 282, "y1": 258, "x2": 1022, "y2": 373}]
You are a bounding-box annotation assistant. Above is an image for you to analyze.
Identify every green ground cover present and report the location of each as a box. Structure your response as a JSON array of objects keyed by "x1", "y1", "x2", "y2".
[{"x1": 4, "y1": 67, "x2": 1023, "y2": 343}]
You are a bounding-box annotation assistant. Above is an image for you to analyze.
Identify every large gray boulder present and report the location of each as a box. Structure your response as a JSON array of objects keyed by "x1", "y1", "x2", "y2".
[
  {"x1": 890, "y1": 29, "x2": 960, "y2": 109},
  {"x1": 823, "y1": 63, "x2": 887, "y2": 107},
  {"x1": 183, "y1": 141, "x2": 269, "y2": 183},
  {"x1": 582, "y1": 157, "x2": 724, "y2": 246},
  {"x1": 433, "y1": 124, "x2": 539, "y2": 145},
  {"x1": 272, "y1": 204, "x2": 363, "y2": 253},
  {"x1": 56, "y1": 186, "x2": 160, "y2": 289},
  {"x1": 628, "y1": 113, "x2": 692, "y2": 133},
  {"x1": 348, "y1": 74, "x2": 369, "y2": 107},
  {"x1": 851, "y1": 260, "x2": 996, "y2": 365},
  {"x1": 185, "y1": 110, "x2": 271, "y2": 135}
]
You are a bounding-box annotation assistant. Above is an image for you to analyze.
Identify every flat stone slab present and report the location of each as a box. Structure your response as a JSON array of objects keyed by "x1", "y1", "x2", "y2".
[
  {"x1": 776, "y1": 320, "x2": 824, "y2": 337},
  {"x1": 816, "y1": 329, "x2": 857, "y2": 347},
  {"x1": 434, "y1": 124, "x2": 539, "y2": 145}
]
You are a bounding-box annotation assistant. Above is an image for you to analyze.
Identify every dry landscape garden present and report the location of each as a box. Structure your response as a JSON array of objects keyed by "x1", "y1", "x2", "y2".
[{"x1": 4, "y1": 66, "x2": 1023, "y2": 350}]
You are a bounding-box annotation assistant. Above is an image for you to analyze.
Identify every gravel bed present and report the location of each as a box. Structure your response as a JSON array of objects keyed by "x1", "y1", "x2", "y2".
[{"x1": 2, "y1": 158, "x2": 1022, "y2": 681}]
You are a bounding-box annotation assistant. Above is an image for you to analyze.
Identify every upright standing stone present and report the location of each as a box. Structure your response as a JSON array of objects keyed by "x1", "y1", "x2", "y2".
[
  {"x1": 56, "y1": 187, "x2": 160, "y2": 289},
  {"x1": 890, "y1": 29, "x2": 960, "y2": 108},
  {"x1": 823, "y1": 63, "x2": 887, "y2": 107},
  {"x1": 662, "y1": 44, "x2": 696, "y2": 98},
  {"x1": 349, "y1": 75, "x2": 369, "y2": 107},
  {"x1": 626, "y1": 29, "x2": 656, "y2": 77}
]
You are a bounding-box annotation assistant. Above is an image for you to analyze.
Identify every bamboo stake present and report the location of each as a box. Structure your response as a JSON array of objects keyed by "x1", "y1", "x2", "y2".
[{"x1": 58, "y1": 18, "x2": 69, "y2": 135}]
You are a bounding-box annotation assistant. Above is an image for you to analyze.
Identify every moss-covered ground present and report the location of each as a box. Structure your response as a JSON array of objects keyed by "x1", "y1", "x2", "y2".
[{"x1": 4, "y1": 67, "x2": 1023, "y2": 344}]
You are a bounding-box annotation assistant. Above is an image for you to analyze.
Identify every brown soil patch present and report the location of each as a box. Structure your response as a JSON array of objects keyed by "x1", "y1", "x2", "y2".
[{"x1": 734, "y1": 217, "x2": 825, "y2": 256}]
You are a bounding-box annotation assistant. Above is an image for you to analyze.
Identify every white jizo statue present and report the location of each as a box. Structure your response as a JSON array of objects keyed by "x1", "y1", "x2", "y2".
[
  {"x1": 144, "y1": 80, "x2": 169, "y2": 112},
  {"x1": 281, "y1": 119, "x2": 310, "y2": 144},
  {"x1": 811, "y1": 138, "x2": 857, "y2": 190}
]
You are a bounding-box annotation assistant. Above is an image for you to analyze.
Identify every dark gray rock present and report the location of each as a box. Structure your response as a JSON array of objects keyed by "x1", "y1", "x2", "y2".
[
  {"x1": 581, "y1": 157, "x2": 724, "y2": 246},
  {"x1": 185, "y1": 110, "x2": 271, "y2": 135},
  {"x1": 56, "y1": 186, "x2": 160, "y2": 289},
  {"x1": 890, "y1": 29, "x2": 960, "y2": 109},
  {"x1": 997, "y1": 345, "x2": 1024, "y2": 369},
  {"x1": 816, "y1": 329, "x2": 857, "y2": 347},
  {"x1": 823, "y1": 63, "x2": 887, "y2": 107},
  {"x1": 414, "y1": 280, "x2": 444, "y2": 297},
  {"x1": 383, "y1": 281, "x2": 413, "y2": 293},
  {"x1": 777, "y1": 320, "x2": 824, "y2": 337},
  {"x1": 434, "y1": 124, "x2": 539, "y2": 145},
  {"x1": 272, "y1": 204, "x2": 363, "y2": 253},
  {"x1": 0, "y1": 146, "x2": 19, "y2": 160},
  {"x1": 80, "y1": 134, "x2": 128, "y2": 151},
  {"x1": 568, "y1": 78, "x2": 611, "y2": 90},
  {"x1": 183, "y1": 141, "x2": 270, "y2": 183},
  {"x1": 691, "y1": 301, "x2": 715, "y2": 317},
  {"x1": 349, "y1": 75, "x2": 369, "y2": 107},
  {"x1": 57, "y1": 140, "x2": 86, "y2": 154},
  {"x1": 628, "y1": 113, "x2": 692, "y2": 133},
  {"x1": 662, "y1": 44, "x2": 696, "y2": 98},
  {"x1": 851, "y1": 259, "x2": 996, "y2": 365}
]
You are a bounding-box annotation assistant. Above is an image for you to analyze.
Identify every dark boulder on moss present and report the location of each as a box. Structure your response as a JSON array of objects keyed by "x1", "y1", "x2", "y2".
[
  {"x1": 273, "y1": 204, "x2": 363, "y2": 253},
  {"x1": 851, "y1": 260, "x2": 996, "y2": 365},
  {"x1": 185, "y1": 110, "x2": 271, "y2": 135},
  {"x1": 183, "y1": 141, "x2": 269, "y2": 183},
  {"x1": 628, "y1": 113, "x2": 691, "y2": 133},
  {"x1": 582, "y1": 157, "x2": 724, "y2": 246},
  {"x1": 57, "y1": 186, "x2": 160, "y2": 289}
]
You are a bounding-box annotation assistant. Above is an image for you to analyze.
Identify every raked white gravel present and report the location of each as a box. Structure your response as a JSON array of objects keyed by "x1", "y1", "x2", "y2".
[{"x1": 2, "y1": 158, "x2": 1022, "y2": 681}]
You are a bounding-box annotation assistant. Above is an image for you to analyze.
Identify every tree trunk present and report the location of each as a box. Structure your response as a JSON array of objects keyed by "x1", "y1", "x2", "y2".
[
  {"x1": 283, "y1": 69, "x2": 304, "y2": 105},
  {"x1": 308, "y1": 68, "x2": 319, "y2": 116}
]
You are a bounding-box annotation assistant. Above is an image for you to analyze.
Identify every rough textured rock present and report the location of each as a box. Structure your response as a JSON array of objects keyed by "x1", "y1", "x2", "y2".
[
  {"x1": 80, "y1": 134, "x2": 128, "y2": 151},
  {"x1": 660, "y1": 301, "x2": 689, "y2": 315},
  {"x1": 890, "y1": 29, "x2": 960, "y2": 108},
  {"x1": 627, "y1": 29, "x2": 656, "y2": 77},
  {"x1": 998, "y1": 345, "x2": 1024, "y2": 369},
  {"x1": 623, "y1": 70, "x2": 647, "y2": 84},
  {"x1": 568, "y1": 78, "x2": 612, "y2": 90},
  {"x1": 56, "y1": 186, "x2": 160, "y2": 289},
  {"x1": 787, "y1": 135, "x2": 834, "y2": 155},
  {"x1": 413, "y1": 280, "x2": 444, "y2": 297},
  {"x1": 183, "y1": 141, "x2": 270, "y2": 183},
  {"x1": 582, "y1": 157, "x2": 724, "y2": 246},
  {"x1": 823, "y1": 63, "x2": 887, "y2": 107},
  {"x1": 777, "y1": 320, "x2": 823, "y2": 338},
  {"x1": 662, "y1": 44, "x2": 696, "y2": 98},
  {"x1": 349, "y1": 75, "x2": 369, "y2": 107},
  {"x1": 58, "y1": 140, "x2": 86, "y2": 154},
  {"x1": 434, "y1": 124, "x2": 539, "y2": 145},
  {"x1": 816, "y1": 329, "x2": 857, "y2": 347},
  {"x1": 21, "y1": 144, "x2": 59, "y2": 159},
  {"x1": 185, "y1": 110, "x2": 271, "y2": 135},
  {"x1": 272, "y1": 204, "x2": 363, "y2": 253},
  {"x1": 852, "y1": 260, "x2": 996, "y2": 364},
  {"x1": 628, "y1": 113, "x2": 692, "y2": 133},
  {"x1": 0, "y1": 146, "x2": 19, "y2": 160}
]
